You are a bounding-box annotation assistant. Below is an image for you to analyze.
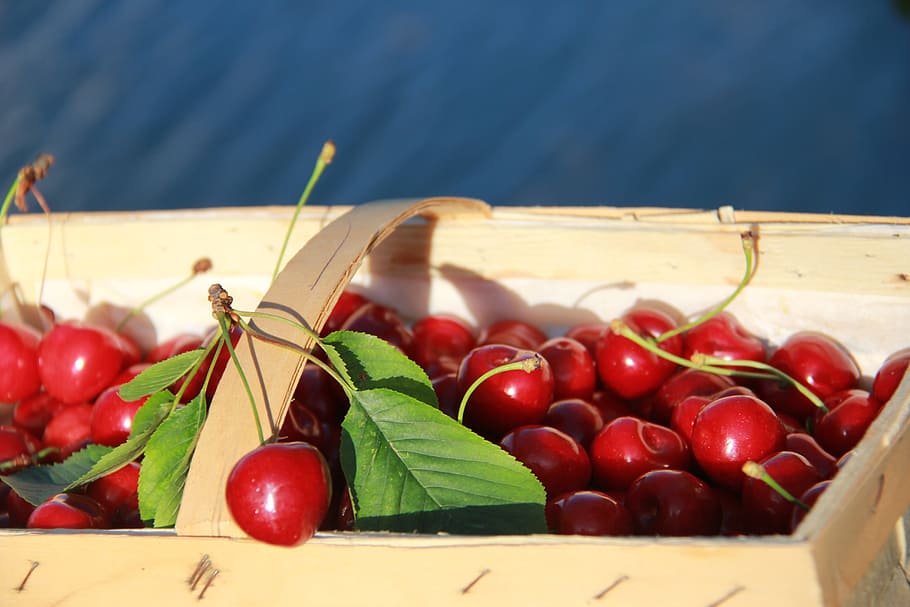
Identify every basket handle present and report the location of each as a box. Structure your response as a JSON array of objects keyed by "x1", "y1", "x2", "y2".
[{"x1": 175, "y1": 196, "x2": 491, "y2": 537}]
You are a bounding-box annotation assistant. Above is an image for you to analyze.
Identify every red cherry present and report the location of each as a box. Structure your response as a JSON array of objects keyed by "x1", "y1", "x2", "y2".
[
  {"x1": 648, "y1": 368, "x2": 735, "y2": 426},
  {"x1": 90, "y1": 385, "x2": 150, "y2": 447},
  {"x1": 410, "y1": 314, "x2": 476, "y2": 378},
  {"x1": 588, "y1": 390, "x2": 636, "y2": 424},
  {"x1": 12, "y1": 392, "x2": 66, "y2": 439},
  {"x1": 173, "y1": 325, "x2": 241, "y2": 403},
  {"x1": 690, "y1": 394, "x2": 786, "y2": 491},
  {"x1": 279, "y1": 400, "x2": 327, "y2": 453},
  {"x1": 741, "y1": 451, "x2": 824, "y2": 535},
  {"x1": 589, "y1": 416, "x2": 690, "y2": 491},
  {"x1": 431, "y1": 373, "x2": 460, "y2": 419},
  {"x1": 871, "y1": 348, "x2": 910, "y2": 404},
  {"x1": 625, "y1": 469, "x2": 722, "y2": 536},
  {"x1": 6, "y1": 488, "x2": 37, "y2": 527},
  {"x1": 537, "y1": 337, "x2": 597, "y2": 401},
  {"x1": 456, "y1": 344, "x2": 554, "y2": 440},
  {"x1": 595, "y1": 307, "x2": 683, "y2": 400},
  {"x1": 545, "y1": 490, "x2": 634, "y2": 536},
  {"x1": 669, "y1": 394, "x2": 712, "y2": 447},
  {"x1": 790, "y1": 480, "x2": 831, "y2": 531},
  {"x1": 145, "y1": 332, "x2": 204, "y2": 364},
  {"x1": 0, "y1": 321, "x2": 42, "y2": 402},
  {"x1": 110, "y1": 362, "x2": 152, "y2": 386},
  {"x1": 784, "y1": 432, "x2": 837, "y2": 479},
  {"x1": 321, "y1": 290, "x2": 370, "y2": 337},
  {"x1": 758, "y1": 332, "x2": 860, "y2": 420},
  {"x1": 812, "y1": 389, "x2": 883, "y2": 457},
  {"x1": 292, "y1": 364, "x2": 349, "y2": 424},
  {"x1": 542, "y1": 398, "x2": 604, "y2": 449},
  {"x1": 564, "y1": 322, "x2": 609, "y2": 357},
  {"x1": 27, "y1": 493, "x2": 109, "y2": 529},
  {"x1": 499, "y1": 425, "x2": 591, "y2": 498},
  {"x1": 43, "y1": 403, "x2": 94, "y2": 461},
  {"x1": 682, "y1": 311, "x2": 767, "y2": 372},
  {"x1": 37, "y1": 321, "x2": 126, "y2": 404},
  {"x1": 86, "y1": 461, "x2": 142, "y2": 528},
  {"x1": 477, "y1": 319, "x2": 548, "y2": 350},
  {"x1": 225, "y1": 442, "x2": 332, "y2": 546},
  {"x1": 0, "y1": 424, "x2": 39, "y2": 473},
  {"x1": 340, "y1": 302, "x2": 414, "y2": 356}
]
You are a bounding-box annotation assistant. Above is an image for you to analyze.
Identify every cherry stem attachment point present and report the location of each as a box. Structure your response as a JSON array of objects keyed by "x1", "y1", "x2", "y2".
[
  {"x1": 456, "y1": 355, "x2": 542, "y2": 425},
  {"x1": 742, "y1": 460, "x2": 810, "y2": 511}
]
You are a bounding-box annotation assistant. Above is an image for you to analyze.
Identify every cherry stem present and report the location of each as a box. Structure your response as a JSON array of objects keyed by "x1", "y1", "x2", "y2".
[
  {"x1": 656, "y1": 231, "x2": 756, "y2": 343},
  {"x1": 169, "y1": 337, "x2": 224, "y2": 411},
  {"x1": 271, "y1": 141, "x2": 336, "y2": 284},
  {"x1": 456, "y1": 355, "x2": 542, "y2": 425},
  {"x1": 116, "y1": 258, "x2": 212, "y2": 333},
  {"x1": 742, "y1": 461, "x2": 810, "y2": 511},
  {"x1": 0, "y1": 178, "x2": 18, "y2": 225},
  {"x1": 216, "y1": 313, "x2": 266, "y2": 446},
  {"x1": 694, "y1": 354, "x2": 828, "y2": 414}
]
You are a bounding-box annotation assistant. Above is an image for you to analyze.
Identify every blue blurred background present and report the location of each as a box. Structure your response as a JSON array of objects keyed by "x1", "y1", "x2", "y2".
[{"x1": 1, "y1": 1, "x2": 908, "y2": 215}]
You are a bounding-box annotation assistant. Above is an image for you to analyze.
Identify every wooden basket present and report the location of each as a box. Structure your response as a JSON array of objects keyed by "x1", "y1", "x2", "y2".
[{"x1": 1, "y1": 197, "x2": 910, "y2": 607}]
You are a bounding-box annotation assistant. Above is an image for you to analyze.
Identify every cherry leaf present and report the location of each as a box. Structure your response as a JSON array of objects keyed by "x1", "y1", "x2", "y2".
[
  {"x1": 118, "y1": 350, "x2": 204, "y2": 401},
  {"x1": 1, "y1": 444, "x2": 114, "y2": 506},
  {"x1": 341, "y1": 387, "x2": 547, "y2": 534},
  {"x1": 64, "y1": 391, "x2": 173, "y2": 490},
  {"x1": 138, "y1": 393, "x2": 207, "y2": 527}
]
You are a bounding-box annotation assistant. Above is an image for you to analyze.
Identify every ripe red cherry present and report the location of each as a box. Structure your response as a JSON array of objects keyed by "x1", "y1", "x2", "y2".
[
  {"x1": 477, "y1": 319, "x2": 548, "y2": 350},
  {"x1": 542, "y1": 398, "x2": 604, "y2": 449},
  {"x1": 27, "y1": 493, "x2": 109, "y2": 529},
  {"x1": 87, "y1": 461, "x2": 142, "y2": 528},
  {"x1": 145, "y1": 332, "x2": 204, "y2": 364},
  {"x1": 174, "y1": 324, "x2": 242, "y2": 403},
  {"x1": 741, "y1": 451, "x2": 824, "y2": 535},
  {"x1": 43, "y1": 403, "x2": 94, "y2": 461},
  {"x1": 12, "y1": 392, "x2": 66, "y2": 440},
  {"x1": 790, "y1": 480, "x2": 831, "y2": 531},
  {"x1": 589, "y1": 390, "x2": 636, "y2": 424},
  {"x1": 0, "y1": 321, "x2": 42, "y2": 402},
  {"x1": 669, "y1": 394, "x2": 712, "y2": 447},
  {"x1": 37, "y1": 321, "x2": 127, "y2": 404},
  {"x1": 410, "y1": 314, "x2": 476, "y2": 378},
  {"x1": 758, "y1": 332, "x2": 860, "y2": 420},
  {"x1": 537, "y1": 337, "x2": 597, "y2": 401},
  {"x1": 340, "y1": 302, "x2": 414, "y2": 356},
  {"x1": 812, "y1": 389, "x2": 883, "y2": 457},
  {"x1": 321, "y1": 290, "x2": 370, "y2": 337},
  {"x1": 871, "y1": 348, "x2": 910, "y2": 404},
  {"x1": 682, "y1": 311, "x2": 767, "y2": 371},
  {"x1": 499, "y1": 425, "x2": 591, "y2": 498},
  {"x1": 589, "y1": 416, "x2": 690, "y2": 491},
  {"x1": 564, "y1": 322, "x2": 609, "y2": 357},
  {"x1": 648, "y1": 368, "x2": 735, "y2": 426},
  {"x1": 456, "y1": 344, "x2": 554, "y2": 440},
  {"x1": 784, "y1": 432, "x2": 838, "y2": 479},
  {"x1": 595, "y1": 307, "x2": 683, "y2": 400},
  {"x1": 90, "y1": 385, "x2": 150, "y2": 447},
  {"x1": 625, "y1": 469, "x2": 722, "y2": 536},
  {"x1": 431, "y1": 373, "x2": 460, "y2": 419},
  {"x1": 0, "y1": 424, "x2": 39, "y2": 473},
  {"x1": 690, "y1": 394, "x2": 786, "y2": 491},
  {"x1": 6, "y1": 489, "x2": 37, "y2": 527},
  {"x1": 225, "y1": 442, "x2": 332, "y2": 546},
  {"x1": 545, "y1": 490, "x2": 634, "y2": 536}
]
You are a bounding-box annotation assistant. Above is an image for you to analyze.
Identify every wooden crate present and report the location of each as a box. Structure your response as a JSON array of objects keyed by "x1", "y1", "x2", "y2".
[{"x1": 1, "y1": 198, "x2": 909, "y2": 607}]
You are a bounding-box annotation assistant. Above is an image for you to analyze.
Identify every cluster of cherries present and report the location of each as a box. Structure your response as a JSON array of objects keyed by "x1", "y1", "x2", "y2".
[
  {"x1": 1, "y1": 286, "x2": 909, "y2": 541},
  {"x1": 0, "y1": 313, "x2": 237, "y2": 530}
]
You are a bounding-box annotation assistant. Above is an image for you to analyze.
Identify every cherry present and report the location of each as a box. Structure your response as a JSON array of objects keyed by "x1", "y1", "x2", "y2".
[
  {"x1": 37, "y1": 321, "x2": 127, "y2": 405},
  {"x1": 279, "y1": 399, "x2": 327, "y2": 453},
  {"x1": 6, "y1": 488, "x2": 36, "y2": 527},
  {"x1": 499, "y1": 425, "x2": 591, "y2": 498},
  {"x1": 173, "y1": 324, "x2": 241, "y2": 403},
  {"x1": 477, "y1": 319, "x2": 548, "y2": 350},
  {"x1": 145, "y1": 332, "x2": 204, "y2": 364},
  {"x1": 537, "y1": 337, "x2": 597, "y2": 401},
  {"x1": 758, "y1": 331, "x2": 860, "y2": 421},
  {"x1": 225, "y1": 441, "x2": 332, "y2": 546},
  {"x1": 0, "y1": 321, "x2": 42, "y2": 403},
  {"x1": 682, "y1": 311, "x2": 767, "y2": 372},
  {"x1": 595, "y1": 307, "x2": 683, "y2": 400},
  {"x1": 741, "y1": 451, "x2": 824, "y2": 535},
  {"x1": 790, "y1": 479, "x2": 831, "y2": 531},
  {"x1": 716, "y1": 487, "x2": 746, "y2": 536},
  {"x1": 410, "y1": 314, "x2": 476, "y2": 379},
  {"x1": 648, "y1": 368, "x2": 735, "y2": 426},
  {"x1": 43, "y1": 403, "x2": 94, "y2": 461},
  {"x1": 625, "y1": 469, "x2": 722, "y2": 536},
  {"x1": 690, "y1": 394, "x2": 786, "y2": 491},
  {"x1": 0, "y1": 424, "x2": 39, "y2": 473},
  {"x1": 812, "y1": 389, "x2": 883, "y2": 457},
  {"x1": 588, "y1": 389, "x2": 636, "y2": 424},
  {"x1": 292, "y1": 364, "x2": 348, "y2": 425},
  {"x1": 90, "y1": 385, "x2": 150, "y2": 447},
  {"x1": 12, "y1": 392, "x2": 66, "y2": 440},
  {"x1": 669, "y1": 394, "x2": 712, "y2": 447},
  {"x1": 589, "y1": 416, "x2": 690, "y2": 491},
  {"x1": 872, "y1": 348, "x2": 910, "y2": 404},
  {"x1": 27, "y1": 492, "x2": 109, "y2": 529},
  {"x1": 784, "y1": 432, "x2": 838, "y2": 479},
  {"x1": 321, "y1": 290, "x2": 370, "y2": 337},
  {"x1": 456, "y1": 344, "x2": 554, "y2": 440},
  {"x1": 431, "y1": 373, "x2": 461, "y2": 419},
  {"x1": 545, "y1": 490, "x2": 634, "y2": 536},
  {"x1": 542, "y1": 398, "x2": 604, "y2": 449},
  {"x1": 564, "y1": 322, "x2": 609, "y2": 357},
  {"x1": 86, "y1": 461, "x2": 142, "y2": 528},
  {"x1": 340, "y1": 302, "x2": 415, "y2": 357}
]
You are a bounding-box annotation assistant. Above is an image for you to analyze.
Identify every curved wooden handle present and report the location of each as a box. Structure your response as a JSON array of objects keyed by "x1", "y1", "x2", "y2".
[{"x1": 176, "y1": 196, "x2": 491, "y2": 537}]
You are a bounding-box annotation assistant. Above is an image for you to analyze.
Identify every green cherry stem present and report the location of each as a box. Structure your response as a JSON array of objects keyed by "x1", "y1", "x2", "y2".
[
  {"x1": 456, "y1": 355, "x2": 542, "y2": 425},
  {"x1": 742, "y1": 461, "x2": 810, "y2": 511},
  {"x1": 216, "y1": 312, "x2": 267, "y2": 446},
  {"x1": 656, "y1": 231, "x2": 756, "y2": 343},
  {"x1": 0, "y1": 177, "x2": 18, "y2": 225},
  {"x1": 271, "y1": 140, "x2": 336, "y2": 284}
]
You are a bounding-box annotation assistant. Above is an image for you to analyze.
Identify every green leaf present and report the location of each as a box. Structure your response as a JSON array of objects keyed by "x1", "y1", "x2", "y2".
[
  {"x1": 119, "y1": 350, "x2": 204, "y2": 401},
  {"x1": 1, "y1": 444, "x2": 114, "y2": 505},
  {"x1": 323, "y1": 330, "x2": 438, "y2": 408},
  {"x1": 138, "y1": 394, "x2": 207, "y2": 527},
  {"x1": 341, "y1": 387, "x2": 547, "y2": 535},
  {"x1": 64, "y1": 391, "x2": 173, "y2": 490}
]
